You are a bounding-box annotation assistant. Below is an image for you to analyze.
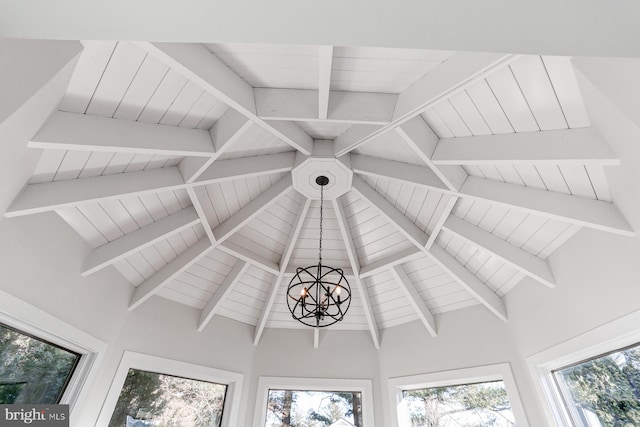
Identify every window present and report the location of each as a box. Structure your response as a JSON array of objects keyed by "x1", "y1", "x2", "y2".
[
  {"x1": 266, "y1": 389, "x2": 362, "y2": 427},
  {"x1": 108, "y1": 368, "x2": 227, "y2": 427},
  {"x1": 552, "y1": 342, "x2": 640, "y2": 427},
  {"x1": 527, "y1": 308, "x2": 640, "y2": 427},
  {"x1": 401, "y1": 380, "x2": 516, "y2": 426},
  {"x1": 98, "y1": 352, "x2": 244, "y2": 427},
  {"x1": 255, "y1": 377, "x2": 374, "y2": 427},
  {"x1": 388, "y1": 364, "x2": 529, "y2": 427},
  {"x1": 0, "y1": 322, "x2": 80, "y2": 404}
]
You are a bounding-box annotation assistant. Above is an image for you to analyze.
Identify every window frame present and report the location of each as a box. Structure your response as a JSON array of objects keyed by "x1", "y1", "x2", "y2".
[
  {"x1": 0, "y1": 290, "x2": 106, "y2": 413},
  {"x1": 97, "y1": 351, "x2": 244, "y2": 427},
  {"x1": 254, "y1": 376, "x2": 375, "y2": 427},
  {"x1": 387, "y1": 363, "x2": 529, "y2": 427},
  {"x1": 527, "y1": 308, "x2": 640, "y2": 427}
]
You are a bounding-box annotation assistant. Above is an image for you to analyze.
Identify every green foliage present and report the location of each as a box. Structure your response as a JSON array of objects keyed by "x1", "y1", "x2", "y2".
[
  {"x1": 557, "y1": 346, "x2": 640, "y2": 427},
  {"x1": 267, "y1": 390, "x2": 360, "y2": 427},
  {"x1": 108, "y1": 369, "x2": 227, "y2": 427},
  {"x1": 0, "y1": 324, "x2": 78, "y2": 404}
]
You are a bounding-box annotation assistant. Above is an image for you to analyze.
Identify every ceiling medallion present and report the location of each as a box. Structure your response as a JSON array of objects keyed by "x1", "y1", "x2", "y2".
[{"x1": 286, "y1": 175, "x2": 352, "y2": 328}]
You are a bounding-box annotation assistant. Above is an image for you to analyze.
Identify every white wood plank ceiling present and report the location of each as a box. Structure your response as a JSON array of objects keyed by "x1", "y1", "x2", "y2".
[{"x1": 7, "y1": 41, "x2": 632, "y2": 347}]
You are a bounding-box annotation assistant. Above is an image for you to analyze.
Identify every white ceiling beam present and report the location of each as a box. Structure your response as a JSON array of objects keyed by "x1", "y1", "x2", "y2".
[
  {"x1": 186, "y1": 187, "x2": 216, "y2": 244},
  {"x1": 139, "y1": 42, "x2": 313, "y2": 155},
  {"x1": 129, "y1": 238, "x2": 213, "y2": 310},
  {"x1": 254, "y1": 198, "x2": 311, "y2": 346},
  {"x1": 255, "y1": 88, "x2": 396, "y2": 124},
  {"x1": 179, "y1": 108, "x2": 253, "y2": 183},
  {"x1": 432, "y1": 128, "x2": 619, "y2": 166},
  {"x1": 390, "y1": 265, "x2": 437, "y2": 337},
  {"x1": 352, "y1": 176, "x2": 430, "y2": 249},
  {"x1": 350, "y1": 154, "x2": 451, "y2": 193},
  {"x1": 460, "y1": 177, "x2": 635, "y2": 237},
  {"x1": 396, "y1": 117, "x2": 468, "y2": 191},
  {"x1": 218, "y1": 241, "x2": 280, "y2": 276},
  {"x1": 82, "y1": 207, "x2": 200, "y2": 277},
  {"x1": 194, "y1": 152, "x2": 295, "y2": 185},
  {"x1": 428, "y1": 245, "x2": 508, "y2": 322},
  {"x1": 443, "y1": 215, "x2": 556, "y2": 288},
  {"x1": 198, "y1": 260, "x2": 250, "y2": 331},
  {"x1": 425, "y1": 195, "x2": 458, "y2": 250},
  {"x1": 334, "y1": 124, "x2": 386, "y2": 155},
  {"x1": 360, "y1": 247, "x2": 423, "y2": 278},
  {"x1": 318, "y1": 46, "x2": 333, "y2": 120},
  {"x1": 333, "y1": 198, "x2": 380, "y2": 349},
  {"x1": 30, "y1": 111, "x2": 215, "y2": 157},
  {"x1": 5, "y1": 167, "x2": 186, "y2": 217},
  {"x1": 213, "y1": 175, "x2": 293, "y2": 243},
  {"x1": 334, "y1": 53, "x2": 514, "y2": 156}
]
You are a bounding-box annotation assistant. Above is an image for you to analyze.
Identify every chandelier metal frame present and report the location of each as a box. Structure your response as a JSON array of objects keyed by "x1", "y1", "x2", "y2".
[{"x1": 286, "y1": 176, "x2": 352, "y2": 328}]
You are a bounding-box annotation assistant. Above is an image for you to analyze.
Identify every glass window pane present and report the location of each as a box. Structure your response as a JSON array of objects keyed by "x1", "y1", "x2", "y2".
[
  {"x1": 553, "y1": 342, "x2": 640, "y2": 427},
  {"x1": 0, "y1": 322, "x2": 80, "y2": 404},
  {"x1": 108, "y1": 368, "x2": 228, "y2": 427},
  {"x1": 265, "y1": 389, "x2": 363, "y2": 427},
  {"x1": 401, "y1": 380, "x2": 516, "y2": 426}
]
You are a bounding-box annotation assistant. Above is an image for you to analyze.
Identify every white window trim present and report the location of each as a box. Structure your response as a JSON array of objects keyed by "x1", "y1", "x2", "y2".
[
  {"x1": 387, "y1": 363, "x2": 529, "y2": 427},
  {"x1": 526, "y1": 308, "x2": 640, "y2": 427},
  {"x1": 0, "y1": 290, "x2": 107, "y2": 414},
  {"x1": 96, "y1": 351, "x2": 244, "y2": 427},
  {"x1": 254, "y1": 376, "x2": 375, "y2": 427}
]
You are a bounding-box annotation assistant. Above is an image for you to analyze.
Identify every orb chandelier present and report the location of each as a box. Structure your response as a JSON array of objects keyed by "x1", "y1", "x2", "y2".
[{"x1": 287, "y1": 175, "x2": 352, "y2": 328}]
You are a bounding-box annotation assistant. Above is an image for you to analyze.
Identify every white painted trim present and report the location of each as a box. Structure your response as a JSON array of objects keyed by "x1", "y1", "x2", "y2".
[
  {"x1": 254, "y1": 376, "x2": 375, "y2": 427},
  {"x1": 318, "y1": 46, "x2": 333, "y2": 120},
  {"x1": 387, "y1": 363, "x2": 529, "y2": 427},
  {"x1": 96, "y1": 351, "x2": 244, "y2": 427},
  {"x1": 526, "y1": 309, "x2": 640, "y2": 427},
  {"x1": 0, "y1": 290, "x2": 106, "y2": 419}
]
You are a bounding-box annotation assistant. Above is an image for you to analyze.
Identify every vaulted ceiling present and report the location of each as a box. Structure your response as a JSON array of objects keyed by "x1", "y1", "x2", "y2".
[{"x1": 6, "y1": 41, "x2": 630, "y2": 348}]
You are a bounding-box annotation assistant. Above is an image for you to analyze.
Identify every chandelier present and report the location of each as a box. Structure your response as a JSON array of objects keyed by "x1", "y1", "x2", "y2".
[{"x1": 287, "y1": 176, "x2": 352, "y2": 328}]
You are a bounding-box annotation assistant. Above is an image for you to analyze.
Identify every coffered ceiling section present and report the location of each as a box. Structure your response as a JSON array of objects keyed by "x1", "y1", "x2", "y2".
[{"x1": 8, "y1": 41, "x2": 632, "y2": 348}]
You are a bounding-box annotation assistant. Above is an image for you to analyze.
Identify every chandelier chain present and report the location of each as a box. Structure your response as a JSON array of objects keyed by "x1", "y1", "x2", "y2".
[{"x1": 318, "y1": 182, "x2": 324, "y2": 265}]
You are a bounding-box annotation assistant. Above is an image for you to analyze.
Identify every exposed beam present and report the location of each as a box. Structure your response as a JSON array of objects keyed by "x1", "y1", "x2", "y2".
[
  {"x1": 334, "y1": 53, "x2": 514, "y2": 156},
  {"x1": 425, "y1": 196, "x2": 458, "y2": 250},
  {"x1": 393, "y1": 53, "x2": 514, "y2": 122},
  {"x1": 194, "y1": 152, "x2": 295, "y2": 185},
  {"x1": 443, "y1": 215, "x2": 556, "y2": 288},
  {"x1": 350, "y1": 154, "x2": 451, "y2": 193},
  {"x1": 254, "y1": 198, "x2": 311, "y2": 346},
  {"x1": 396, "y1": 116, "x2": 468, "y2": 191},
  {"x1": 30, "y1": 111, "x2": 215, "y2": 157},
  {"x1": 186, "y1": 187, "x2": 216, "y2": 244},
  {"x1": 460, "y1": 177, "x2": 635, "y2": 236},
  {"x1": 318, "y1": 46, "x2": 333, "y2": 120},
  {"x1": 212, "y1": 175, "x2": 293, "y2": 243},
  {"x1": 139, "y1": 42, "x2": 313, "y2": 155},
  {"x1": 390, "y1": 265, "x2": 437, "y2": 337},
  {"x1": 334, "y1": 124, "x2": 385, "y2": 155},
  {"x1": 352, "y1": 176, "x2": 430, "y2": 249},
  {"x1": 129, "y1": 238, "x2": 213, "y2": 310},
  {"x1": 255, "y1": 88, "x2": 396, "y2": 124},
  {"x1": 360, "y1": 247, "x2": 423, "y2": 278},
  {"x1": 428, "y1": 245, "x2": 508, "y2": 322},
  {"x1": 179, "y1": 108, "x2": 253, "y2": 183},
  {"x1": 333, "y1": 197, "x2": 380, "y2": 349},
  {"x1": 5, "y1": 167, "x2": 186, "y2": 217},
  {"x1": 218, "y1": 241, "x2": 280, "y2": 276},
  {"x1": 198, "y1": 260, "x2": 250, "y2": 331},
  {"x1": 82, "y1": 207, "x2": 200, "y2": 276},
  {"x1": 432, "y1": 128, "x2": 619, "y2": 166}
]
